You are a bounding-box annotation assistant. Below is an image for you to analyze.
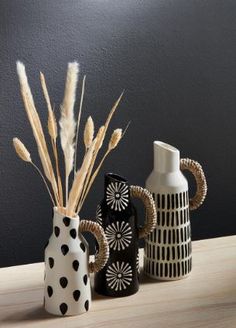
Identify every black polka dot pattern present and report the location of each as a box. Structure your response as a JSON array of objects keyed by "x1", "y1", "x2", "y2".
[
  {"x1": 63, "y1": 217, "x2": 70, "y2": 227},
  {"x1": 48, "y1": 257, "x2": 54, "y2": 268},
  {"x1": 60, "y1": 277, "x2": 68, "y2": 288},
  {"x1": 60, "y1": 303, "x2": 68, "y2": 315},
  {"x1": 80, "y1": 242, "x2": 86, "y2": 252},
  {"x1": 83, "y1": 274, "x2": 88, "y2": 286},
  {"x1": 70, "y1": 229, "x2": 77, "y2": 239},
  {"x1": 84, "y1": 300, "x2": 89, "y2": 311},
  {"x1": 61, "y1": 244, "x2": 69, "y2": 255},
  {"x1": 47, "y1": 286, "x2": 53, "y2": 297},
  {"x1": 54, "y1": 226, "x2": 60, "y2": 237},
  {"x1": 73, "y1": 290, "x2": 81, "y2": 301},
  {"x1": 72, "y1": 260, "x2": 79, "y2": 271}
]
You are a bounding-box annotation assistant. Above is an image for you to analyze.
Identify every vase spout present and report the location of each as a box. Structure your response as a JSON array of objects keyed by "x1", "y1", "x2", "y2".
[{"x1": 154, "y1": 141, "x2": 180, "y2": 173}]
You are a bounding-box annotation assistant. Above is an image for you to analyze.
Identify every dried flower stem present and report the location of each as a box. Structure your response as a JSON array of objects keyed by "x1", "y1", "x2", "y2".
[
  {"x1": 77, "y1": 125, "x2": 105, "y2": 210},
  {"x1": 31, "y1": 162, "x2": 56, "y2": 206},
  {"x1": 13, "y1": 137, "x2": 55, "y2": 206},
  {"x1": 40, "y1": 72, "x2": 63, "y2": 206},
  {"x1": 78, "y1": 129, "x2": 122, "y2": 211},
  {"x1": 74, "y1": 75, "x2": 86, "y2": 175},
  {"x1": 67, "y1": 138, "x2": 97, "y2": 216},
  {"x1": 16, "y1": 62, "x2": 59, "y2": 205},
  {"x1": 15, "y1": 61, "x2": 125, "y2": 216}
]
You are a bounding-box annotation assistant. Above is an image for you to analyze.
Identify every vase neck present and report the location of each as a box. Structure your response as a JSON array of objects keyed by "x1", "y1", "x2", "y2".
[
  {"x1": 104, "y1": 173, "x2": 131, "y2": 211},
  {"x1": 154, "y1": 141, "x2": 180, "y2": 173},
  {"x1": 52, "y1": 208, "x2": 80, "y2": 240}
]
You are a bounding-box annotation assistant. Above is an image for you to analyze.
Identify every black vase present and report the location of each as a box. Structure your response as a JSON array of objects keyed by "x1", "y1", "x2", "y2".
[{"x1": 94, "y1": 173, "x2": 157, "y2": 297}]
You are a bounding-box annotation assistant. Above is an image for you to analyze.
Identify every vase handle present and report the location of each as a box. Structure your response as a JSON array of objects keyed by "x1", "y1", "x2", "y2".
[
  {"x1": 130, "y1": 185, "x2": 157, "y2": 239},
  {"x1": 79, "y1": 220, "x2": 109, "y2": 273},
  {"x1": 180, "y1": 158, "x2": 207, "y2": 211}
]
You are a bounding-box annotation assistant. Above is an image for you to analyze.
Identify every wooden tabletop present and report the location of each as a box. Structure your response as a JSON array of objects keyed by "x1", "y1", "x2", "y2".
[{"x1": 0, "y1": 236, "x2": 235, "y2": 328}]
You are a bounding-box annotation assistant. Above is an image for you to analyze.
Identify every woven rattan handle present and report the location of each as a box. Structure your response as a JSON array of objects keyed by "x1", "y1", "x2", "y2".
[
  {"x1": 180, "y1": 158, "x2": 207, "y2": 211},
  {"x1": 130, "y1": 185, "x2": 157, "y2": 239},
  {"x1": 79, "y1": 220, "x2": 109, "y2": 273}
]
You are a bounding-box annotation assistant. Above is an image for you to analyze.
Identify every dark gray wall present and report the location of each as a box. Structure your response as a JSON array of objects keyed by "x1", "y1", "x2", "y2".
[{"x1": 0, "y1": 0, "x2": 235, "y2": 267}]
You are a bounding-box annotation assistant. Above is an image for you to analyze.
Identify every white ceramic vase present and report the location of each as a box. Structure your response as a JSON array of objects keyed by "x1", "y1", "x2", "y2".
[
  {"x1": 144, "y1": 141, "x2": 207, "y2": 280},
  {"x1": 44, "y1": 208, "x2": 109, "y2": 316}
]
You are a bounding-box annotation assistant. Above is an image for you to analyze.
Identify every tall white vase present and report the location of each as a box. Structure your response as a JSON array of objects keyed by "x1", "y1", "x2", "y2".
[{"x1": 144, "y1": 141, "x2": 207, "y2": 280}]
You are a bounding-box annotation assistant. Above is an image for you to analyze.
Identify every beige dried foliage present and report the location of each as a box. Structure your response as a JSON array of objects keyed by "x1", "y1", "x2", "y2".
[
  {"x1": 95, "y1": 125, "x2": 105, "y2": 152},
  {"x1": 59, "y1": 62, "x2": 79, "y2": 202},
  {"x1": 79, "y1": 128, "x2": 123, "y2": 210},
  {"x1": 13, "y1": 138, "x2": 31, "y2": 162},
  {"x1": 108, "y1": 128, "x2": 122, "y2": 151},
  {"x1": 67, "y1": 138, "x2": 97, "y2": 215},
  {"x1": 16, "y1": 61, "x2": 59, "y2": 205},
  {"x1": 13, "y1": 137, "x2": 56, "y2": 206},
  {"x1": 84, "y1": 116, "x2": 94, "y2": 150},
  {"x1": 40, "y1": 71, "x2": 63, "y2": 206},
  {"x1": 40, "y1": 72, "x2": 58, "y2": 140},
  {"x1": 15, "y1": 61, "x2": 125, "y2": 216}
]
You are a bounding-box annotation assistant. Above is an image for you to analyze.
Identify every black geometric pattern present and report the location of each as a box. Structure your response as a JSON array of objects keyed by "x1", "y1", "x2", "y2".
[{"x1": 144, "y1": 191, "x2": 192, "y2": 279}]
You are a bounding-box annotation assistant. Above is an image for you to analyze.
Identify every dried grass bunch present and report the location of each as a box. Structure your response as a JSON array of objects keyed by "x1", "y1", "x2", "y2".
[{"x1": 13, "y1": 61, "x2": 124, "y2": 217}]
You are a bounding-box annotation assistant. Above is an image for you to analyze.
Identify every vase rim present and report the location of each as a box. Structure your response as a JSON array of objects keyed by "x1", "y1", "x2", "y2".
[
  {"x1": 105, "y1": 172, "x2": 128, "y2": 184},
  {"x1": 154, "y1": 141, "x2": 178, "y2": 153},
  {"x1": 53, "y1": 207, "x2": 80, "y2": 220}
]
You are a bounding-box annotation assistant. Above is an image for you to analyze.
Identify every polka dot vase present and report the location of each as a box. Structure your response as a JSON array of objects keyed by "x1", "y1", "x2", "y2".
[
  {"x1": 44, "y1": 208, "x2": 109, "y2": 316},
  {"x1": 144, "y1": 141, "x2": 207, "y2": 280},
  {"x1": 94, "y1": 173, "x2": 157, "y2": 297}
]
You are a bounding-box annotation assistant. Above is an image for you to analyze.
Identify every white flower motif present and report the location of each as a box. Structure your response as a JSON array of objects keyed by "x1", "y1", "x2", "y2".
[
  {"x1": 106, "y1": 182, "x2": 129, "y2": 211},
  {"x1": 105, "y1": 221, "x2": 132, "y2": 251},
  {"x1": 96, "y1": 205, "x2": 103, "y2": 225},
  {"x1": 106, "y1": 261, "x2": 132, "y2": 291}
]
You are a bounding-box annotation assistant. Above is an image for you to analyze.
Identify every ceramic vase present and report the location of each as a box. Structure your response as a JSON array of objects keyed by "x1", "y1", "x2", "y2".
[
  {"x1": 44, "y1": 208, "x2": 109, "y2": 316},
  {"x1": 144, "y1": 141, "x2": 207, "y2": 280},
  {"x1": 94, "y1": 173, "x2": 156, "y2": 297}
]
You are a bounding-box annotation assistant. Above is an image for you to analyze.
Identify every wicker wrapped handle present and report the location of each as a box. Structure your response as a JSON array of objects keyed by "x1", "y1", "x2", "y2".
[
  {"x1": 130, "y1": 185, "x2": 157, "y2": 239},
  {"x1": 180, "y1": 158, "x2": 207, "y2": 211},
  {"x1": 79, "y1": 220, "x2": 109, "y2": 273}
]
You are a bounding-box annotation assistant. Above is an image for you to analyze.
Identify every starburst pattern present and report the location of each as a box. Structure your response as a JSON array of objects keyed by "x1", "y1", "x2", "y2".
[
  {"x1": 106, "y1": 261, "x2": 132, "y2": 291},
  {"x1": 96, "y1": 204, "x2": 103, "y2": 225},
  {"x1": 106, "y1": 182, "x2": 129, "y2": 211},
  {"x1": 105, "y1": 221, "x2": 132, "y2": 251}
]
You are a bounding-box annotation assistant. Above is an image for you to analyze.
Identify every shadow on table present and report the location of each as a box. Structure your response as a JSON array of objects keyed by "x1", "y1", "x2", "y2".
[
  {"x1": 139, "y1": 268, "x2": 165, "y2": 285},
  {"x1": 1, "y1": 305, "x2": 57, "y2": 324}
]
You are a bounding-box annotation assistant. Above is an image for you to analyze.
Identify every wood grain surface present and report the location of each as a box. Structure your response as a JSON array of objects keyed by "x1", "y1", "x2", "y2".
[{"x1": 0, "y1": 236, "x2": 235, "y2": 328}]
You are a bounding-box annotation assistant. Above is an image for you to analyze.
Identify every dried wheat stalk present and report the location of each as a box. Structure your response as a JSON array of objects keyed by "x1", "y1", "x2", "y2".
[
  {"x1": 76, "y1": 93, "x2": 124, "y2": 211},
  {"x1": 14, "y1": 61, "x2": 125, "y2": 218},
  {"x1": 67, "y1": 138, "x2": 97, "y2": 216},
  {"x1": 13, "y1": 138, "x2": 56, "y2": 206},
  {"x1": 78, "y1": 128, "x2": 123, "y2": 211},
  {"x1": 40, "y1": 72, "x2": 63, "y2": 206},
  {"x1": 16, "y1": 62, "x2": 59, "y2": 205},
  {"x1": 84, "y1": 116, "x2": 94, "y2": 150}
]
